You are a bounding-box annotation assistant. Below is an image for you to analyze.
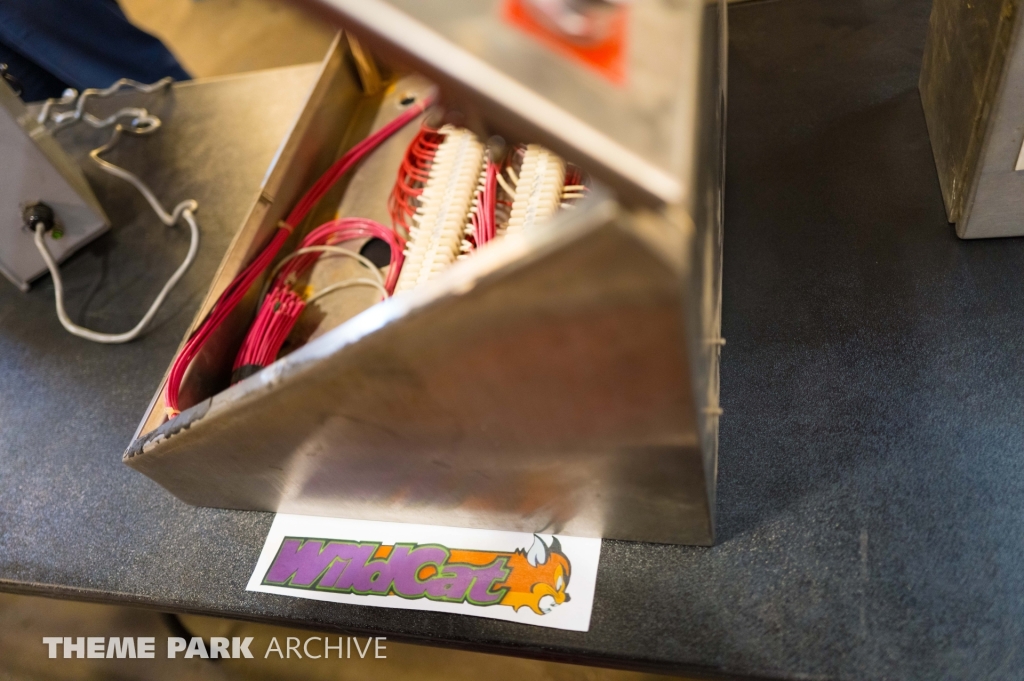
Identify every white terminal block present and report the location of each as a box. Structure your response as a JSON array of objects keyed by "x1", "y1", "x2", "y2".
[
  {"x1": 395, "y1": 125, "x2": 485, "y2": 292},
  {"x1": 505, "y1": 144, "x2": 566, "y2": 236}
]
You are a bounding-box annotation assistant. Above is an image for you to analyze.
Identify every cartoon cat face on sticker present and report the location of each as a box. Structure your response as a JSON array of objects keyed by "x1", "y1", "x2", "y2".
[{"x1": 498, "y1": 534, "x2": 572, "y2": 615}]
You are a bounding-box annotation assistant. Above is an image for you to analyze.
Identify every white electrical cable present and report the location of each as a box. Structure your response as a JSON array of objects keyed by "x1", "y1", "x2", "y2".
[
  {"x1": 88, "y1": 125, "x2": 194, "y2": 226},
  {"x1": 496, "y1": 171, "x2": 516, "y2": 199},
  {"x1": 263, "y1": 245, "x2": 384, "y2": 293},
  {"x1": 306, "y1": 278, "x2": 388, "y2": 305},
  {"x1": 37, "y1": 77, "x2": 173, "y2": 130},
  {"x1": 32, "y1": 80, "x2": 200, "y2": 344},
  {"x1": 255, "y1": 244, "x2": 385, "y2": 309},
  {"x1": 34, "y1": 212, "x2": 198, "y2": 344}
]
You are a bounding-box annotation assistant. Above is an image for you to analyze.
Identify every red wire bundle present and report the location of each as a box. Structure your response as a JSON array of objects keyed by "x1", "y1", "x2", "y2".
[
  {"x1": 388, "y1": 124, "x2": 444, "y2": 235},
  {"x1": 565, "y1": 164, "x2": 584, "y2": 191},
  {"x1": 163, "y1": 96, "x2": 433, "y2": 416},
  {"x1": 232, "y1": 288, "x2": 306, "y2": 370},
  {"x1": 231, "y1": 218, "x2": 404, "y2": 374},
  {"x1": 468, "y1": 161, "x2": 499, "y2": 249}
]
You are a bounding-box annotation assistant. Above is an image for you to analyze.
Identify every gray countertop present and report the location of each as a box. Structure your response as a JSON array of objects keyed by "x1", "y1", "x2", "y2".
[{"x1": 2, "y1": 1, "x2": 1022, "y2": 679}]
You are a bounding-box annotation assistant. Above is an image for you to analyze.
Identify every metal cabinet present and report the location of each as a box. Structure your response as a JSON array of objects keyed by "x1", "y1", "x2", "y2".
[{"x1": 126, "y1": 0, "x2": 726, "y2": 545}]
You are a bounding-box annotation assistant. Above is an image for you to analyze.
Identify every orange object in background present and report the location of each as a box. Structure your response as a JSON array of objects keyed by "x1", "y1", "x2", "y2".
[{"x1": 501, "y1": 0, "x2": 628, "y2": 85}]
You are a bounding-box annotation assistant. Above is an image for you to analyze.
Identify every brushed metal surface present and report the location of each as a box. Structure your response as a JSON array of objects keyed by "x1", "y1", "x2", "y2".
[
  {"x1": 956, "y1": 7, "x2": 1024, "y2": 238},
  {"x1": 0, "y1": 78, "x2": 108, "y2": 290},
  {"x1": 920, "y1": 0, "x2": 1024, "y2": 238},
  {"x1": 126, "y1": 2, "x2": 725, "y2": 545},
  {"x1": 292, "y1": 0, "x2": 709, "y2": 210},
  {"x1": 127, "y1": 196, "x2": 713, "y2": 544}
]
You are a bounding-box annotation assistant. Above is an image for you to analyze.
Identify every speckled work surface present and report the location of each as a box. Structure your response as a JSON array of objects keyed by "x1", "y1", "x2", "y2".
[{"x1": 1, "y1": 1, "x2": 1023, "y2": 679}]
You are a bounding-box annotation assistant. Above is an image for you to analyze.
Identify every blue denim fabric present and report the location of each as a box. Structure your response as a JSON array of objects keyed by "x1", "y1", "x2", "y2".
[{"x1": 0, "y1": 0, "x2": 190, "y2": 101}]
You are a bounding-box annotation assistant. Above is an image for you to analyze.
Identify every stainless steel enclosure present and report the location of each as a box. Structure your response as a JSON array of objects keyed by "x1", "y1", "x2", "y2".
[
  {"x1": 126, "y1": 0, "x2": 726, "y2": 545},
  {"x1": 920, "y1": 0, "x2": 1024, "y2": 238},
  {"x1": 0, "y1": 79, "x2": 108, "y2": 291}
]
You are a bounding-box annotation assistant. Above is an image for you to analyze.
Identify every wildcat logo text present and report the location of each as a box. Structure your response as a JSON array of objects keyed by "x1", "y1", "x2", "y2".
[{"x1": 263, "y1": 534, "x2": 571, "y2": 615}]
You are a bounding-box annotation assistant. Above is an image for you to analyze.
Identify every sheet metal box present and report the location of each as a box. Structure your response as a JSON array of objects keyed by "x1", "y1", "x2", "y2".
[
  {"x1": 0, "y1": 79, "x2": 108, "y2": 291},
  {"x1": 920, "y1": 0, "x2": 1024, "y2": 238},
  {"x1": 125, "y1": 0, "x2": 726, "y2": 545}
]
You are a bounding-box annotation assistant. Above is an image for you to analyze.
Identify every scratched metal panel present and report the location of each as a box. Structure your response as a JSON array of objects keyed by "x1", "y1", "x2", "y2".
[
  {"x1": 957, "y1": 10, "x2": 1024, "y2": 238},
  {"x1": 0, "y1": 78, "x2": 108, "y2": 290},
  {"x1": 126, "y1": 198, "x2": 713, "y2": 544},
  {"x1": 919, "y1": 0, "x2": 1024, "y2": 237},
  {"x1": 293, "y1": 0, "x2": 712, "y2": 211},
  {"x1": 125, "y1": 1, "x2": 725, "y2": 545}
]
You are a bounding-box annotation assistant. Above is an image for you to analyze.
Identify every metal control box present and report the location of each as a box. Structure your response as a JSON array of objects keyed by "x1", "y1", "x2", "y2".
[
  {"x1": 0, "y1": 79, "x2": 108, "y2": 291},
  {"x1": 126, "y1": 0, "x2": 726, "y2": 545},
  {"x1": 921, "y1": 0, "x2": 1024, "y2": 238}
]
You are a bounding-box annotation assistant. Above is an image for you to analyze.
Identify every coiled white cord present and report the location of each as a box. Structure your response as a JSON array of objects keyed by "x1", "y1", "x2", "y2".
[
  {"x1": 37, "y1": 77, "x2": 174, "y2": 130},
  {"x1": 32, "y1": 80, "x2": 200, "y2": 344}
]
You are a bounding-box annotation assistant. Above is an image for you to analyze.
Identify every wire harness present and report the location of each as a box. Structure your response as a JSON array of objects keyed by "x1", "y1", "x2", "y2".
[
  {"x1": 232, "y1": 218, "x2": 403, "y2": 379},
  {"x1": 388, "y1": 123, "x2": 444, "y2": 239},
  {"x1": 462, "y1": 160, "x2": 500, "y2": 254},
  {"x1": 163, "y1": 95, "x2": 432, "y2": 415},
  {"x1": 161, "y1": 91, "x2": 588, "y2": 417}
]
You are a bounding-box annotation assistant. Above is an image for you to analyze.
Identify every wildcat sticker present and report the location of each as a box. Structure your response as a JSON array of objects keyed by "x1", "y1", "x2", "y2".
[{"x1": 247, "y1": 515, "x2": 601, "y2": 631}]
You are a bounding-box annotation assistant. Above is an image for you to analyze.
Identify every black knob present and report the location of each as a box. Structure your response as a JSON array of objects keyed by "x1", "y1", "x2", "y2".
[{"x1": 23, "y1": 202, "x2": 55, "y2": 232}]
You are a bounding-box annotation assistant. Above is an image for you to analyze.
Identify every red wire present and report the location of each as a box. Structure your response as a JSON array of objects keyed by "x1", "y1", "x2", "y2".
[
  {"x1": 565, "y1": 164, "x2": 583, "y2": 188},
  {"x1": 232, "y1": 217, "x2": 404, "y2": 373},
  {"x1": 388, "y1": 123, "x2": 444, "y2": 235},
  {"x1": 238, "y1": 289, "x2": 305, "y2": 368},
  {"x1": 272, "y1": 218, "x2": 405, "y2": 294},
  {"x1": 164, "y1": 96, "x2": 432, "y2": 416},
  {"x1": 469, "y1": 161, "x2": 498, "y2": 249}
]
